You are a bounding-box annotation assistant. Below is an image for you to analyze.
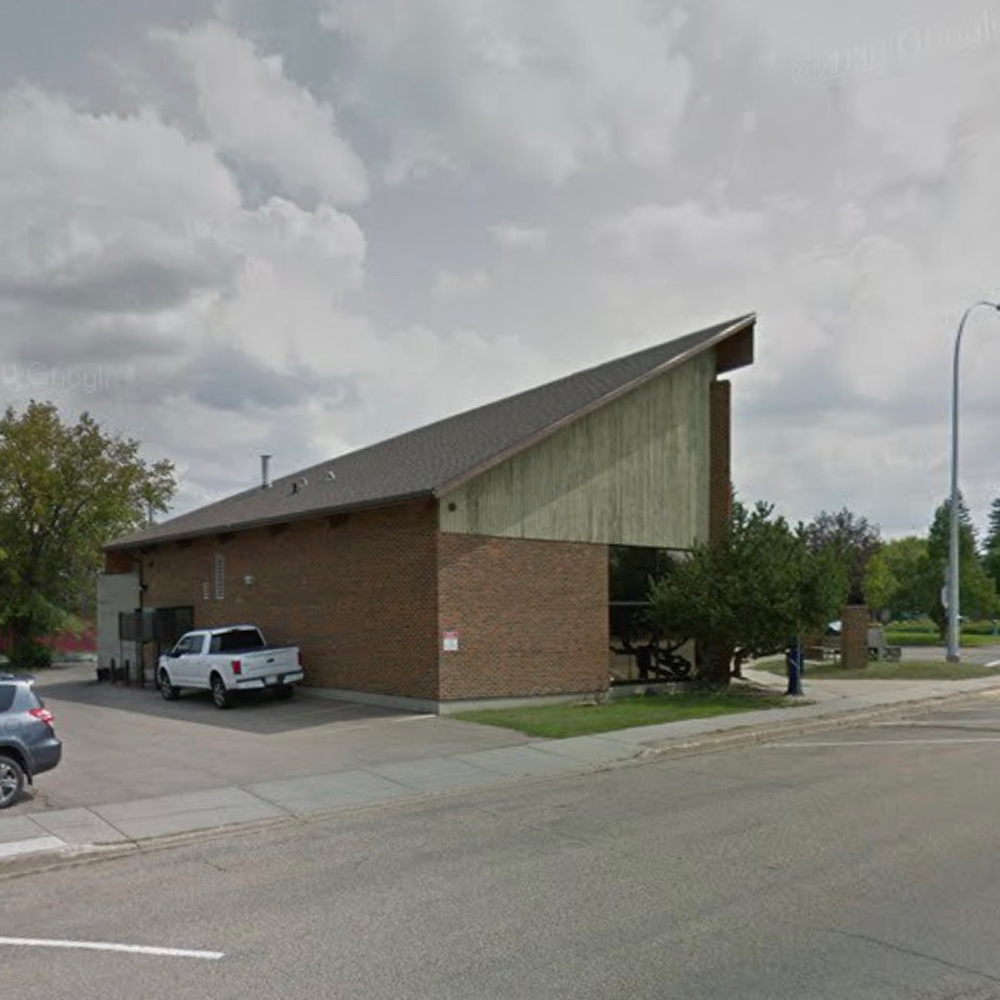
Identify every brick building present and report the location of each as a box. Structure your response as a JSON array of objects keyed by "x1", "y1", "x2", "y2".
[{"x1": 101, "y1": 314, "x2": 755, "y2": 711}]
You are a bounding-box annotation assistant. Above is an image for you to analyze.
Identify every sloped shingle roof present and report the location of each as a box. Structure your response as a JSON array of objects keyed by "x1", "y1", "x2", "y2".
[{"x1": 111, "y1": 313, "x2": 755, "y2": 549}]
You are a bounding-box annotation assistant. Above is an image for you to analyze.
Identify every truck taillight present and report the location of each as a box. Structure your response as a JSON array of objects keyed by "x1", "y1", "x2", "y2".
[{"x1": 231, "y1": 659, "x2": 242, "y2": 675}]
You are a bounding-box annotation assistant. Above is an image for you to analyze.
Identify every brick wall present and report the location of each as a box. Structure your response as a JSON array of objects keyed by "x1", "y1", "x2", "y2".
[
  {"x1": 841, "y1": 604, "x2": 869, "y2": 671},
  {"x1": 130, "y1": 500, "x2": 440, "y2": 699},
  {"x1": 708, "y1": 379, "x2": 732, "y2": 543},
  {"x1": 437, "y1": 532, "x2": 609, "y2": 701}
]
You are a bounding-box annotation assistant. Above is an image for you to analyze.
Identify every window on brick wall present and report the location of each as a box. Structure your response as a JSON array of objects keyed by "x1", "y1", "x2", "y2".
[
  {"x1": 609, "y1": 545, "x2": 688, "y2": 683},
  {"x1": 609, "y1": 545, "x2": 680, "y2": 604},
  {"x1": 214, "y1": 554, "x2": 225, "y2": 600}
]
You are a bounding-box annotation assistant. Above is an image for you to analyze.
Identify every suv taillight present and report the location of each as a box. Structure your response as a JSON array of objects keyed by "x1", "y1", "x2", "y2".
[{"x1": 29, "y1": 706, "x2": 54, "y2": 728}]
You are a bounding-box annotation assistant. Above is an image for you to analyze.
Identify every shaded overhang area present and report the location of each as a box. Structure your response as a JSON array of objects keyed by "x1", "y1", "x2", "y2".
[{"x1": 714, "y1": 320, "x2": 754, "y2": 375}]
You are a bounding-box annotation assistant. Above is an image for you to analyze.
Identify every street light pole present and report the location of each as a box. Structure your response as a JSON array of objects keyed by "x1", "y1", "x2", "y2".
[{"x1": 947, "y1": 300, "x2": 1000, "y2": 662}]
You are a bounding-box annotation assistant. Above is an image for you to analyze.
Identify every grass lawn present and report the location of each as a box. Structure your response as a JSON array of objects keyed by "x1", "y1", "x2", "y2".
[
  {"x1": 885, "y1": 631, "x2": 998, "y2": 647},
  {"x1": 455, "y1": 689, "x2": 790, "y2": 739},
  {"x1": 755, "y1": 660, "x2": 999, "y2": 681}
]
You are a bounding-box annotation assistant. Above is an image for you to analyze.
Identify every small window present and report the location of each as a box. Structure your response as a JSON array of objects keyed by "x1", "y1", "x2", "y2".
[
  {"x1": 0, "y1": 685, "x2": 16, "y2": 712},
  {"x1": 210, "y1": 629, "x2": 264, "y2": 654},
  {"x1": 214, "y1": 554, "x2": 225, "y2": 601}
]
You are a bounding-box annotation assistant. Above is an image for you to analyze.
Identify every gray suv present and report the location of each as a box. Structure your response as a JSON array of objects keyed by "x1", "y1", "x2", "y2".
[{"x1": 0, "y1": 674, "x2": 62, "y2": 809}]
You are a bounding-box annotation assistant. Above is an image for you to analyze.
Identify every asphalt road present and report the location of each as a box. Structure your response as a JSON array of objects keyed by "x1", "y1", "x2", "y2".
[{"x1": 6, "y1": 696, "x2": 1000, "y2": 999}]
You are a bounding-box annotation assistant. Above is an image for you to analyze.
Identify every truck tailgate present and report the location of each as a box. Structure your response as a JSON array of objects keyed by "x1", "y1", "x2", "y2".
[{"x1": 234, "y1": 648, "x2": 299, "y2": 680}]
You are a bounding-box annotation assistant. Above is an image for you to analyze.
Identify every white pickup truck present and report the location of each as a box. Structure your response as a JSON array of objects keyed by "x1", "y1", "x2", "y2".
[{"x1": 157, "y1": 626, "x2": 303, "y2": 709}]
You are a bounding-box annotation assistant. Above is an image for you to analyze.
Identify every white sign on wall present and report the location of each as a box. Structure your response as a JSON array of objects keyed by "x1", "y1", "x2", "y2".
[{"x1": 442, "y1": 631, "x2": 459, "y2": 652}]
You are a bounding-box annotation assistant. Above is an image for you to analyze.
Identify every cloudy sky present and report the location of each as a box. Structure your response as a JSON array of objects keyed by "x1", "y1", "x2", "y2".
[{"x1": 2, "y1": 0, "x2": 1000, "y2": 539}]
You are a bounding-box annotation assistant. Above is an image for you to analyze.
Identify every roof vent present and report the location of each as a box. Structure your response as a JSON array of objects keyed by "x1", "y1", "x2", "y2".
[
  {"x1": 260, "y1": 454, "x2": 272, "y2": 489},
  {"x1": 326, "y1": 469, "x2": 336, "y2": 482}
]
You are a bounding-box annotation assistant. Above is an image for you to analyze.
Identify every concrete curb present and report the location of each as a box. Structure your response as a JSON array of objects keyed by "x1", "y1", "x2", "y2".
[
  {"x1": 3, "y1": 681, "x2": 999, "y2": 876},
  {"x1": 636, "y1": 686, "x2": 1000, "y2": 760}
]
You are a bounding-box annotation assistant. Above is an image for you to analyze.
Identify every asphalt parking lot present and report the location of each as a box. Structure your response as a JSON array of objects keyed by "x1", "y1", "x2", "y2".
[{"x1": 10, "y1": 663, "x2": 528, "y2": 814}]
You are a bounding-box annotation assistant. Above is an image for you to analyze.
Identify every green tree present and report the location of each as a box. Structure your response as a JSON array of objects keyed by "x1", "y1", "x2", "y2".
[
  {"x1": 801, "y1": 508, "x2": 882, "y2": 605},
  {"x1": 0, "y1": 401, "x2": 175, "y2": 667},
  {"x1": 983, "y1": 496, "x2": 1000, "y2": 594},
  {"x1": 926, "y1": 494, "x2": 998, "y2": 634},
  {"x1": 647, "y1": 501, "x2": 843, "y2": 687},
  {"x1": 987, "y1": 497, "x2": 1000, "y2": 546},
  {"x1": 862, "y1": 547, "x2": 896, "y2": 619},
  {"x1": 877, "y1": 536, "x2": 936, "y2": 620}
]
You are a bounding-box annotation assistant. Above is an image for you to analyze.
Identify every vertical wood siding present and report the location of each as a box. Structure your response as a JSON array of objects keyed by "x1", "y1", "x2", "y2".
[{"x1": 439, "y1": 351, "x2": 714, "y2": 548}]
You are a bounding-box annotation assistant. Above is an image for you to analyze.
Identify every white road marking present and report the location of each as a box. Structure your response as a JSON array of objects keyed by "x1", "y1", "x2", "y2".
[
  {"x1": 390, "y1": 714, "x2": 436, "y2": 723},
  {"x1": 0, "y1": 937, "x2": 224, "y2": 960},
  {"x1": 767, "y1": 737, "x2": 1000, "y2": 748},
  {"x1": 987, "y1": 660, "x2": 1000, "y2": 668},
  {"x1": 0, "y1": 836, "x2": 65, "y2": 860}
]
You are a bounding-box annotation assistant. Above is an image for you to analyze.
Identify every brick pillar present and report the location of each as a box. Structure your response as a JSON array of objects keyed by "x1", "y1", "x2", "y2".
[
  {"x1": 841, "y1": 605, "x2": 869, "y2": 670},
  {"x1": 709, "y1": 379, "x2": 733, "y2": 543}
]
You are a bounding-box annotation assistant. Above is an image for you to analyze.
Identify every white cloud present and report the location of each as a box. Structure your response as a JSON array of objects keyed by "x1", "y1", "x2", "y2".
[
  {"x1": 0, "y1": 86, "x2": 240, "y2": 313},
  {"x1": 491, "y1": 223, "x2": 547, "y2": 252},
  {"x1": 600, "y1": 201, "x2": 766, "y2": 262},
  {"x1": 320, "y1": 0, "x2": 691, "y2": 183},
  {"x1": 433, "y1": 268, "x2": 493, "y2": 301},
  {"x1": 0, "y1": 79, "x2": 373, "y2": 512},
  {"x1": 157, "y1": 21, "x2": 369, "y2": 205}
]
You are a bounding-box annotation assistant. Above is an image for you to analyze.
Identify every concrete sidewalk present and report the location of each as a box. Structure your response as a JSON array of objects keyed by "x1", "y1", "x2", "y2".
[{"x1": 3, "y1": 671, "x2": 1000, "y2": 867}]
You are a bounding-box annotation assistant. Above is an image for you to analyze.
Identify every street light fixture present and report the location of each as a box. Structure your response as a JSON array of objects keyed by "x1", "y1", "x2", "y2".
[{"x1": 947, "y1": 299, "x2": 1000, "y2": 662}]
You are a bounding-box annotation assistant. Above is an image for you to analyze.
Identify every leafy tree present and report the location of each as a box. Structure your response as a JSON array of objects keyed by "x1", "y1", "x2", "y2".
[
  {"x1": 647, "y1": 501, "x2": 843, "y2": 687},
  {"x1": 0, "y1": 401, "x2": 175, "y2": 667},
  {"x1": 925, "y1": 494, "x2": 998, "y2": 634},
  {"x1": 877, "y1": 536, "x2": 936, "y2": 620},
  {"x1": 862, "y1": 547, "x2": 896, "y2": 619},
  {"x1": 801, "y1": 508, "x2": 882, "y2": 605}
]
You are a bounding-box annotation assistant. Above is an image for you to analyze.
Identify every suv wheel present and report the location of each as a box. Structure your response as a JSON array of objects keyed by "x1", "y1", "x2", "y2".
[{"x1": 0, "y1": 753, "x2": 26, "y2": 809}]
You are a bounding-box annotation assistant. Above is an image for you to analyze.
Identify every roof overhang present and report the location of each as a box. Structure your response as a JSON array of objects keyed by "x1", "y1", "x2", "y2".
[
  {"x1": 434, "y1": 312, "x2": 756, "y2": 497},
  {"x1": 104, "y1": 490, "x2": 435, "y2": 553},
  {"x1": 715, "y1": 321, "x2": 754, "y2": 375}
]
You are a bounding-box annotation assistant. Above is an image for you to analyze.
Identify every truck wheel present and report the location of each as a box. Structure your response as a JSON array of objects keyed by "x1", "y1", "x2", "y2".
[
  {"x1": 0, "y1": 754, "x2": 26, "y2": 809},
  {"x1": 210, "y1": 673, "x2": 231, "y2": 710},
  {"x1": 159, "y1": 668, "x2": 180, "y2": 701}
]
